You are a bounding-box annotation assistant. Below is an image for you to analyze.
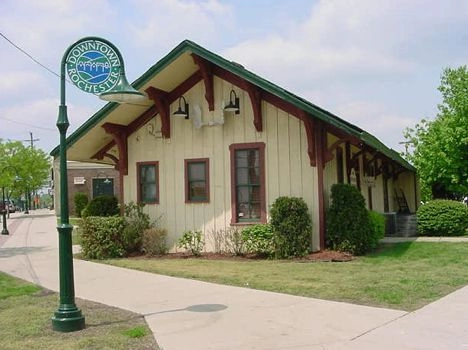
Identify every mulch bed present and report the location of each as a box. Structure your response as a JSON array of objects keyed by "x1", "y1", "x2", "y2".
[{"x1": 140, "y1": 250, "x2": 354, "y2": 262}]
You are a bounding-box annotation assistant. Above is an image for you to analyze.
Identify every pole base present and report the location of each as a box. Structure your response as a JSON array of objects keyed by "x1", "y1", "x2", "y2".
[
  {"x1": 52, "y1": 307, "x2": 85, "y2": 332},
  {"x1": 1, "y1": 229, "x2": 8, "y2": 235}
]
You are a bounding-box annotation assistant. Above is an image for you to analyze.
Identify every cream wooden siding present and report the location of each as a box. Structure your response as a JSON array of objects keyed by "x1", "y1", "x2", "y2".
[
  {"x1": 323, "y1": 134, "x2": 339, "y2": 210},
  {"x1": 124, "y1": 77, "x2": 319, "y2": 251},
  {"x1": 396, "y1": 171, "x2": 418, "y2": 213}
]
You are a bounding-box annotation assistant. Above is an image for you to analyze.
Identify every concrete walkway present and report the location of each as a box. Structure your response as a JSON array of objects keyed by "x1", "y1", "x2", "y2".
[{"x1": 0, "y1": 210, "x2": 467, "y2": 349}]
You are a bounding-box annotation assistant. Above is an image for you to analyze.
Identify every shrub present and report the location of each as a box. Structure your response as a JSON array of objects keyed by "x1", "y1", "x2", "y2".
[
  {"x1": 74, "y1": 192, "x2": 88, "y2": 218},
  {"x1": 208, "y1": 229, "x2": 225, "y2": 253},
  {"x1": 417, "y1": 200, "x2": 468, "y2": 236},
  {"x1": 224, "y1": 227, "x2": 244, "y2": 255},
  {"x1": 177, "y1": 230, "x2": 204, "y2": 256},
  {"x1": 142, "y1": 228, "x2": 168, "y2": 256},
  {"x1": 270, "y1": 197, "x2": 312, "y2": 258},
  {"x1": 82, "y1": 195, "x2": 119, "y2": 217},
  {"x1": 121, "y1": 202, "x2": 151, "y2": 254},
  {"x1": 368, "y1": 211, "x2": 386, "y2": 242},
  {"x1": 81, "y1": 216, "x2": 126, "y2": 259},
  {"x1": 326, "y1": 184, "x2": 374, "y2": 255},
  {"x1": 242, "y1": 224, "x2": 275, "y2": 257}
]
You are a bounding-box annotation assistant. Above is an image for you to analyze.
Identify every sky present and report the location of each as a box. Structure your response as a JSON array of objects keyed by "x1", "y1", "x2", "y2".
[{"x1": 0, "y1": 0, "x2": 467, "y2": 155}]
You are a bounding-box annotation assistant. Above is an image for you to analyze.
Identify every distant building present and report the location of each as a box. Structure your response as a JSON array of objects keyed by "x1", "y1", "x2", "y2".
[{"x1": 53, "y1": 161, "x2": 119, "y2": 216}]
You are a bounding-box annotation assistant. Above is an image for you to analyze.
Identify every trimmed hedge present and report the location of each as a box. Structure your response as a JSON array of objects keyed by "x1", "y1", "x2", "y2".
[
  {"x1": 326, "y1": 184, "x2": 375, "y2": 255},
  {"x1": 270, "y1": 196, "x2": 312, "y2": 258},
  {"x1": 81, "y1": 216, "x2": 126, "y2": 259},
  {"x1": 417, "y1": 200, "x2": 468, "y2": 236}
]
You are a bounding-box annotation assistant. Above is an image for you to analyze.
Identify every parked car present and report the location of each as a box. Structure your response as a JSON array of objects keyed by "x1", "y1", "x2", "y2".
[{"x1": 3, "y1": 201, "x2": 16, "y2": 213}]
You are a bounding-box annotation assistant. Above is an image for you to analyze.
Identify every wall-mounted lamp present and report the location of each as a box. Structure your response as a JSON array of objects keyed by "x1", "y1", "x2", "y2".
[
  {"x1": 97, "y1": 171, "x2": 111, "y2": 184},
  {"x1": 173, "y1": 96, "x2": 189, "y2": 119},
  {"x1": 224, "y1": 89, "x2": 240, "y2": 114}
]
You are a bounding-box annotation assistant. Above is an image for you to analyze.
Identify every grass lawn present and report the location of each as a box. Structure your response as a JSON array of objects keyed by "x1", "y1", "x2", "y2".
[
  {"x1": 102, "y1": 242, "x2": 468, "y2": 312},
  {"x1": 0, "y1": 272, "x2": 159, "y2": 350}
]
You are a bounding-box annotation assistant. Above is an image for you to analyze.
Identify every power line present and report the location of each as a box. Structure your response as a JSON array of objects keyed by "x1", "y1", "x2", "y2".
[
  {"x1": 0, "y1": 32, "x2": 150, "y2": 107},
  {"x1": 0, "y1": 32, "x2": 61, "y2": 79},
  {"x1": 0, "y1": 116, "x2": 56, "y2": 131}
]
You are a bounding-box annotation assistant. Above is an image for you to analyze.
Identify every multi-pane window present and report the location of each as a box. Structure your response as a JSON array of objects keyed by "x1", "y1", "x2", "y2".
[
  {"x1": 137, "y1": 162, "x2": 158, "y2": 204},
  {"x1": 92, "y1": 178, "x2": 114, "y2": 198},
  {"x1": 185, "y1": 159, "x2": 209, "y2": 203},
  {"x1": 230, "y1": 143, "x2": 266, "y2": 223}
]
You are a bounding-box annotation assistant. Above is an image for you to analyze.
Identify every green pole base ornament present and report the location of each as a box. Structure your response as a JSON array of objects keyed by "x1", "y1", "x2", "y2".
[{"x1": 52, "y1": 307, "x2": 85, "y2": 332}]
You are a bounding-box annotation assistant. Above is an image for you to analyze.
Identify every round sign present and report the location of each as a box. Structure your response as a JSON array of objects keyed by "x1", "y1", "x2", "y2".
[{"x1": 66, "y1": 39, "x2": 121, "y2": 94}]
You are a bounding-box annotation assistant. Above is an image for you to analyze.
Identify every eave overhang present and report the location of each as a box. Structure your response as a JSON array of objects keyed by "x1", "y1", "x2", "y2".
[{"x1": 50, "y1": 39, "x2": 414, "y2": 172}]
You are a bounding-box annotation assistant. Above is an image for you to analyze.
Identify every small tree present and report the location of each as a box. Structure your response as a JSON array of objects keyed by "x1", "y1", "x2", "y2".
[
  {"x1": 74, "y1": 192, "x2": 88, "y2": 218},
  {"x1": 270, "y1": 196, "x2": 312, "y2": 258},
  {"x1": 122, "y1": 201, "x2": 152, "y2": 254},
  {"x1": 177, "y1": 231, "x2": 204, "y2": 256},
  {"x1": 327, "y1": 184, "x2": 374, "y2": 255}
]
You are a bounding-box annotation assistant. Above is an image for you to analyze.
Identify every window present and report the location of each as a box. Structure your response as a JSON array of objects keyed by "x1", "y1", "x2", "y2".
[
  {"x1": 92, "y1": 178, "x2": 114, "y2": 198},
  {"x1": 137, "y1": 162, "x2": 159, "y2": 204},
  {"x1": 230, "y1": 143, "x2": 266, "y2": 223},
  {"x1": 185, "y1": 158, "x2": 209, "y2": 203}
]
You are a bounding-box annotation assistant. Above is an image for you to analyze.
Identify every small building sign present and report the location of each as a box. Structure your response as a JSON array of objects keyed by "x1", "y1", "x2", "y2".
[{"x1": 73, "y1": 177, "x2": 86, "y2": 185}]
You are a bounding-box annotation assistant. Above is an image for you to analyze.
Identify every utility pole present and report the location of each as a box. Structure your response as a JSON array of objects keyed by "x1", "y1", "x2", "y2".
[
  {"x1": 25, "y1": 131, "x2": 40, "y2": 149},
  {"x1": 21, "y1": 132, "x2": 40, "y2": 210}
]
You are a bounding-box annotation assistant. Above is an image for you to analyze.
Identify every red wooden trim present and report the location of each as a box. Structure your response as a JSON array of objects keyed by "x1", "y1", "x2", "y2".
[
  {"x1": 301, "y1": 114, "x2": 316, "y2": 166},
  {"x1": 102, "y1": 123, "x2": 129, "y2": 175},
  {"x1": 119, "y1": 166, "x2": 124, "y2": 214},
  {"x1": 167, "y1": 71, "x2": 202, "y2": 101},
  {"x1": 325, "y1": 137, "x2": 353, "y2": 163},
  {"x1": 192, "y1": 54, "x2": 214, "y2": 111},
  {"x1": 126, "y1": 105, "x2": 158, "y2": 137},
  {"x1": 145, "y1": 87, "x2": 170, "y2": 138},
  {"x1": 91, "y1": 140, "x2": 115, "y2": 161},
  {"x1": 229, "y1": 142, "x2": 266, "y2": 224},
  {"x1": 245, "y1": 82, "x2": 263, "y2": 132},
  {"x1": 136, "y1": 161, "x2": 159, "y2": 204},
  {"x1": 314, "y1": 120, "x2": 326, "y2": 250},
  {"x1": 184, "y1": 158, "x2": 210, "y2": 203}
]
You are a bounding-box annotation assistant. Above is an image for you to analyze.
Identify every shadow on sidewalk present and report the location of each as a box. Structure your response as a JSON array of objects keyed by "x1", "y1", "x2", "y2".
[{"x1": 0, "y1": 246, "x2": 51, "y2": 258}]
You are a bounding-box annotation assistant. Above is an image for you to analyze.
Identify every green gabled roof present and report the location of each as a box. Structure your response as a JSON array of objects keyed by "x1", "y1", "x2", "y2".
[{"x1": 51, "y1": 39, "x2": 414, "y2": 171}]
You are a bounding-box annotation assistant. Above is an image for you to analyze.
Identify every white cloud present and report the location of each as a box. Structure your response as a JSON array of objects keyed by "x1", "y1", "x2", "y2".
[
  {"x1": 0, "y1": 71, "x2": 52, "y2": 100},
  {"x1": 333, "y1": 101, "x2": 416, "y2": 151},
  {"x1": 125, "y1": 0, "x2": 234, "y2": 50},
  {"x1": 221, "y1": 0, "x2": 467, "y2": 150}
]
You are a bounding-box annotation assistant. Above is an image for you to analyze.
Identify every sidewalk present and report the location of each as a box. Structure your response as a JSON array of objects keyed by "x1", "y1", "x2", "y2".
[{"x1": 0, "y1": 210, "x2": 467, "y2": 349}]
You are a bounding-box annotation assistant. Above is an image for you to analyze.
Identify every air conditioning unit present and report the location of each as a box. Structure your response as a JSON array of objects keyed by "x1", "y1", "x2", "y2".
[{"x1": 382, "y1": 212, "x2": 397, "y2": 236}]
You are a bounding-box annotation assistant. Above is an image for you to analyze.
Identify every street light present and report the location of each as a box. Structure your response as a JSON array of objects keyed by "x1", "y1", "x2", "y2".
[
  {"x1": 52, "y1": 37, "x2": 145, "y2": 333},
  {"x1": 1, "y1": 165, "x2": 19, "y2": 235}
]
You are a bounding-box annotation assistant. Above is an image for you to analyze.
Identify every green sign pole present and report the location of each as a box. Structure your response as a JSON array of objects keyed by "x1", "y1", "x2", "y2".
[{"x1": 52, "y1": 37, "x2": 144, "y2": 332}]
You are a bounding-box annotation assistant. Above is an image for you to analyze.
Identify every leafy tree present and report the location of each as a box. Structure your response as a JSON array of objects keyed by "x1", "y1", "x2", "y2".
[
  {"x1": 0, "y1": 140, "x2": 51, "y2": 203},
  {"x1": 404, "y1": 66, "x2": 468, "y2": 200}
]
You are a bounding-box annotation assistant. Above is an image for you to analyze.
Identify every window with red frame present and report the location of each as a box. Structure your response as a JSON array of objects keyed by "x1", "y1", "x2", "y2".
[
  {"x1": 185, "y1": 159, "x2": 209, "y2": 203},
  {"x1": 137, "y1": 162, "x2": 159, "y2": 204}
]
